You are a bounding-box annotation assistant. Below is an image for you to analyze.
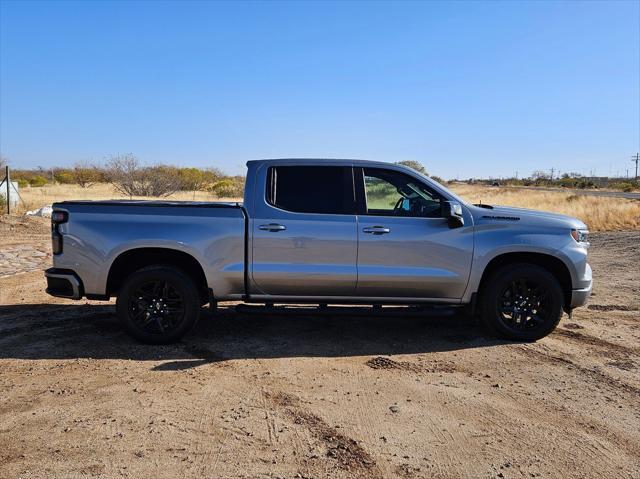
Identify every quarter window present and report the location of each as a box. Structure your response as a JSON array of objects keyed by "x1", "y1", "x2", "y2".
[{"x1": 267, "y1": 166, "x2": 355, "y2": 215}]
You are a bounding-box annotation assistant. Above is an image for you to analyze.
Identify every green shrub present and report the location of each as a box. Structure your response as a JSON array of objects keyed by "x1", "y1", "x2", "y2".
[
  {"x1": 610, "y1": 182, "x2": 636, "y2": 193},
  {"x1": 208, "y1": 178, "x2": 244, "y2": 198},
  {"x1": 54, "y1": 170, "x2": 75, "y2": 184},
  {"x1": 557, "y1": 177, "x2": 579, "y2": 188},
  {"x1": 17, "y1": 179, "x2": 29, "y2": 188},
  {"x1": 29, "y1": 176, "x2": 48, "y2": 187}
]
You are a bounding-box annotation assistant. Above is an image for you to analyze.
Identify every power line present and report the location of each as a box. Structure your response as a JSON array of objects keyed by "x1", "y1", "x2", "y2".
[{"x1": 632, "y1": 153, "x2": 639, "y2": 180}]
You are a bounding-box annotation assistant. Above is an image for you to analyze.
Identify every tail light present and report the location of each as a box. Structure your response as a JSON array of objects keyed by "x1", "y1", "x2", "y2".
[{"x1": 51, "y1": 210, "x2": 68, "y2": 255}]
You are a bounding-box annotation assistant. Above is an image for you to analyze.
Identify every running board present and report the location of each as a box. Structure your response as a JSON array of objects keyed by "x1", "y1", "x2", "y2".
[{"x1": 234, "y1": 303, "x2": 458, "y2": 317}]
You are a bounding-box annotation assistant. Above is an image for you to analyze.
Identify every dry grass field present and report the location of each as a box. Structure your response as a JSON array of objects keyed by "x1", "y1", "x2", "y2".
[
  {"x1": 450, "y1": 184, "x2": 640, "y2": 232},
  {"x1": 13, "y1": 181, "x2": 640, "y2": 231}
]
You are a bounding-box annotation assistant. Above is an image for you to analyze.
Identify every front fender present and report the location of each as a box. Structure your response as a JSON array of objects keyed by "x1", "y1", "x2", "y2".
[{"x1": 462, "y1": 223, "x2": 583, "y2": 302}]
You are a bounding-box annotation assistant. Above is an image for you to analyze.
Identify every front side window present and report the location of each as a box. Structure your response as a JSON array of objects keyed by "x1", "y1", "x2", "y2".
[
  {"x1": 267, "y1": 166, "x2": 355, "y2": 215},
  {"x1": 363, "y1": 168, "x2": 443, "y2": 218}
]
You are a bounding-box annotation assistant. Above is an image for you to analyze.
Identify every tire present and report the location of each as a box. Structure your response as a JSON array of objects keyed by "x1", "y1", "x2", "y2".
[
  {"x1": 480, "y1": 263, "x2": 564, "y2": 341},
  {"x1": 116, "y1": 265, "x2": 200, "y2": 344}
]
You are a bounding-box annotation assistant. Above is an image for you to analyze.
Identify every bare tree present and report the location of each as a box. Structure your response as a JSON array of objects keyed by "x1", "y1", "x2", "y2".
[
  {"x1": 106, "y1": 155, "x2": 182, "y2": 197},
  {"x1": 105, "y1": 155, "x2": 140, "y2": 197},
  {"x1": 144, "y1": 165, "x2": 183, "y2": 197},
  {"x1": 0, "y1": 156, "x2": 7, "y2": 169},
  {"x1": 531, "y1": 170, "x2": 550, "y2": 180}
]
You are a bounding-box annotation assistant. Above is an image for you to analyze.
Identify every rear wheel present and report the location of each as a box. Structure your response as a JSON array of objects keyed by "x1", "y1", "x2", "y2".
[
  {"x1": 116, "y1": 266, "x2": 200, "y2": 344},
  {"x1": 480, "y1": 263, "x2": 564, "y2": 341}
]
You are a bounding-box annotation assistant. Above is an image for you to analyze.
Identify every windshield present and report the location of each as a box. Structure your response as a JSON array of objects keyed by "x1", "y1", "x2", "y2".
[{"x1": 416, "y1": 173, "x2": 468, "y2": 206}]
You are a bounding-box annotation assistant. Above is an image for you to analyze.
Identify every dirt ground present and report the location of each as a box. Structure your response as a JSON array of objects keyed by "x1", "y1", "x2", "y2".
[{"x1": 0, "y1": 217, "x2": 638, "y2": 479}]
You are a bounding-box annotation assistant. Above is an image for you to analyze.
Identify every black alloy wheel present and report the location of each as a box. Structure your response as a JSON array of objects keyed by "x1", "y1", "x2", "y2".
[
  {"x1": 481, "y1": 263, "x2": 564, "y2": 341},
  {"x1": 116, "y1": 266, "x2": 200, "y2": 344},
  {"x1": 129, "y1": 280, "x2": 185, "y2": 335},
  {"x1": 497, "y1": 278, "x2": 552, "y2": 332}
]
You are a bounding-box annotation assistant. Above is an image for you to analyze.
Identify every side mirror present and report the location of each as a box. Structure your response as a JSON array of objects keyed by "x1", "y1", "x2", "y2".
[{"x1": 441, "y1": 201, "x2": 464, "y2": 228}]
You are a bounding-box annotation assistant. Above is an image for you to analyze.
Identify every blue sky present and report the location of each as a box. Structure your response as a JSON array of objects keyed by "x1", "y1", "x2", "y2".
[{"x1": 1, "y1": 0, "x2": 638, "y2": 179}]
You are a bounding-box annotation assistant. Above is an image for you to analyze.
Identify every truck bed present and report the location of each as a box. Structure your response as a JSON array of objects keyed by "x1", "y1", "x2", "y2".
[
  {"x1": 51, "y1": 199, "x2": 247, "y2": 300},
  {"x1": 54, "y1": 200, "x2": 242, "y2": 208}
]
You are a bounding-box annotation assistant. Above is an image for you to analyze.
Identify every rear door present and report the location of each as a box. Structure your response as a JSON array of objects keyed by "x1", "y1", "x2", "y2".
[
  {"x1": 355, "y1": 167, "x2": 473, "y2": 299},
  {"x1": 250, "y1": 164, "x2": 358, "y2": 297}
]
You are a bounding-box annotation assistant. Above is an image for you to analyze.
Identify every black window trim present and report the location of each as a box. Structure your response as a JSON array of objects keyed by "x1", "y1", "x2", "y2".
[
  {"x1": 265, "y1": 165, "x2": 358, "y2": 216},
  {"x1": 354, "y1": 166, "x2": 446, "y2": 219}
]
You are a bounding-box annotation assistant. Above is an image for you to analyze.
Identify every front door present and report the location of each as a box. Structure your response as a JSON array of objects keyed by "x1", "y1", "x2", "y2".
[
  {"x1": 355, "y1": 167, "x2": 473, "y2": 299},
  {"x1": 250, "y1": 165, "x2": 358, "y2": 297}
]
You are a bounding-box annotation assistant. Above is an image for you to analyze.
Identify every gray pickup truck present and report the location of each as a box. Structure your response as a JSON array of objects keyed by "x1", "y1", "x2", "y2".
[{"x1": 46, "y1": 159, "x2": 592, "y2": 343}]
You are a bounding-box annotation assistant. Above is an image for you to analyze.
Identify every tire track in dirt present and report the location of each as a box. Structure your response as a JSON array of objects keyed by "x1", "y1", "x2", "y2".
[
  {"x1": 588, "y1": 304, "x2": 639, "y2": 312},
  {"x1": 362, "y1": 356, "x2": 489, "y2": 478},
  {"x1": 362, "y1": 349, "x2": 639, "y2": 476},
  {"x1": 187, "y1": 353, "x2": 226, "y2": 477},
  {"x1": 554, "y1": 328, "x2": 640, "y2": 356},
  {"x1": 362, "y1": 356, "x2": 484, "y2": 477},
  {"x1": 365, "y1": 356, "x2": 457, "y2": 374},
  {"x1": 176, "y1": 342, "x2": 263, "y2": 478},
  {"x1": 475, "y1": 390, "x2": 634, "y2": 476},
  {"x1": 516, "y1": 345, "x2": 640, "y2": 398},
  {"x1": 264, "y1": 390, "x2": 383, "y2": 479}
]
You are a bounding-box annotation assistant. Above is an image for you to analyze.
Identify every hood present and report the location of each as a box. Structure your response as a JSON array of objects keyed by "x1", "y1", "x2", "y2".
[{"x1": 469, "y1": 204, "x2": 587, "y2": 229}]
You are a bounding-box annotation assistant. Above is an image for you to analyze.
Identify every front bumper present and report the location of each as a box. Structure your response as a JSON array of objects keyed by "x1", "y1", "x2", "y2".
[
  {"x1": 45, "y1": 268, "x2": 83, "y2": 299},
  {"x1": 569, "y1": 262, "x2": 592, "y2": 308},
  {"x1": 570, "y1": 282, "x2": 592, "y2": 308}
]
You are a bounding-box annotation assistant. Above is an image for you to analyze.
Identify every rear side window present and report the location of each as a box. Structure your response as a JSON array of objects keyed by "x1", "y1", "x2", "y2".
[{"x1": 267, "y1": 166, "x2": 355, "y2": 215}]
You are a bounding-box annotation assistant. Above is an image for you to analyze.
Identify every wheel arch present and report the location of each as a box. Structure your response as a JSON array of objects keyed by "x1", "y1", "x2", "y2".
[
  {"x1": 477, "y1": 252, "x2": 573, "y2": 309},
  {"x1": 106, "y1": 247, "x2": 209, "y2": 300}
]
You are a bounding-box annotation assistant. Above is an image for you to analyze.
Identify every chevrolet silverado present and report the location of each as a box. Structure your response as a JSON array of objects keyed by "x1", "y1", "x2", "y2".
[{"x1": 45, "y1": 159, "x2": 592, "y2": 343}]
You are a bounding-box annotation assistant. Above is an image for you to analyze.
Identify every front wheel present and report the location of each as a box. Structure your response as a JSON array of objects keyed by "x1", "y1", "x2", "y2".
[
  {"x1": 116, "y1": 266, "x2": 200, "y2": 344},
  {"x1": 480, "y1": 263, "x2": 564, "y2": 341}
]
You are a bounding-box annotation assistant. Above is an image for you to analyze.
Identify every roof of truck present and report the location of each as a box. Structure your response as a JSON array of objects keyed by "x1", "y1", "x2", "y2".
[{"x1": 246, "y1": 158, "x2": 403, "y2": 168}]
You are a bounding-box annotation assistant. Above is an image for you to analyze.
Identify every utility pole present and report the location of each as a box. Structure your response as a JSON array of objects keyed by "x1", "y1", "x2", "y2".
[
  {"x1": 550, "y1": 167, "x2": 555, "y2": 180},
  {"x1": 632, "y1": 153, "x2": 639, "y2": 180}
]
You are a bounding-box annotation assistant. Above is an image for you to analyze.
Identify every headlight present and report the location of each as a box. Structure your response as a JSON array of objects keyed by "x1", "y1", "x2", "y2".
[{"x1": 571, "y1": 228, "x2": 590, "y2": 246}]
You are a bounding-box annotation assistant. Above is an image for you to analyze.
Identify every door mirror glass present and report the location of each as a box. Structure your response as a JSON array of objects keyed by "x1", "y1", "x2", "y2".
[{"x1": 441, "y1": 201, "x2": 464, "y2": 228}]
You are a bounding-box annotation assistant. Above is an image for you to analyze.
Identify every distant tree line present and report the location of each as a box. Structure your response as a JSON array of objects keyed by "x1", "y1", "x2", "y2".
[
  {"x1": 465, "y1": 171, "x2": 638, "y2": 192},
  {"x1": 7, "y1": 156, "x2": 637, "y2": 195},
  {"x1": 7, "y1": 155, "x2": 245, "y2": 198}
]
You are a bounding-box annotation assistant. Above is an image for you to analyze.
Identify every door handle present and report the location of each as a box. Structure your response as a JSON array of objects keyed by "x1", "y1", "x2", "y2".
[
  {"x1": 259, "y1": 223, "x2": 287, "y2": 232},
  {"x1": 362, "y1": 226, "x2": 390, "y2": 235}
]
